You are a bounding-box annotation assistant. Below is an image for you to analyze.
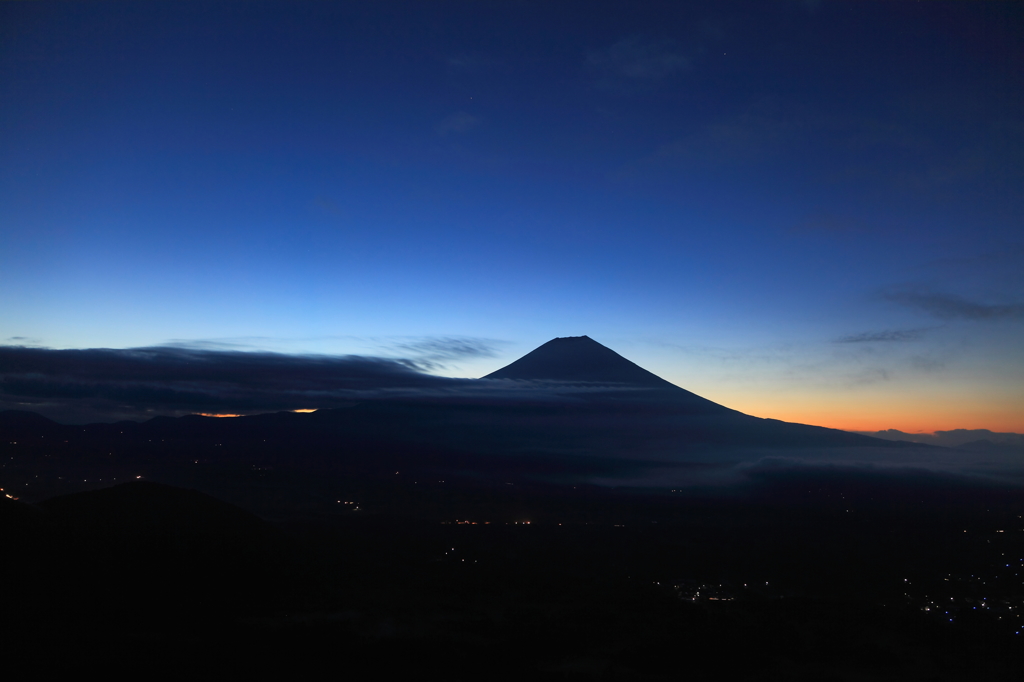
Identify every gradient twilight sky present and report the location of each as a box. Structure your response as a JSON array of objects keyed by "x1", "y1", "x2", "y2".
[{"x1": 2, "y1": 1, "x2": 1022, "y2": 432}]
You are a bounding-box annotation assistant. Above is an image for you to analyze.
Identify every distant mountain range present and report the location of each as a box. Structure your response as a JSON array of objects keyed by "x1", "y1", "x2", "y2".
[{"x1": 858, "y1": 428, "x2": 1024, "y2": 454}]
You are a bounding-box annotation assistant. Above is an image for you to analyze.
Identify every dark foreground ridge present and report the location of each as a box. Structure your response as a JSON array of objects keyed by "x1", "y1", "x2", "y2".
[{"x1": 4, "y1": 475, "x2": 1023, "y2": 680}]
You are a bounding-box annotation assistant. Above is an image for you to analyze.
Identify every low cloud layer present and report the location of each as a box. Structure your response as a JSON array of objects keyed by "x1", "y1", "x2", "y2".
[
  {"x1": 595, "y1": 447, "x2": 1024, "y2": 492},
  {"x1": 0, "y1": 344, "x2": 657, "y2": 423},
  {"x1": 0, "y1": 345, "x2": 465, "y2": 422}
]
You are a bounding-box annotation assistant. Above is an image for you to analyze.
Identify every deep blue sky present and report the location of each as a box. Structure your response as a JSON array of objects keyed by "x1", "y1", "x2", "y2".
[{"x1": 2, "y1": 1, "x2": 1022, "y2": 430}]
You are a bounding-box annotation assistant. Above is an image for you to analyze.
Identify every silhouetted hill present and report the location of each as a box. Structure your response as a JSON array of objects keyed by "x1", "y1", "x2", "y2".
[
  {"x1": 3, "y1": 482, "x2": 301, "y2": 629},
  {"x1": 0, "y1": 409, "x2": 67, "y2": 437},
  {"x1": 0, "y1": 409, "x2": 59, "y2": 428},
  {"x1": 38, "y1": 480, "x2": 276, "y2": 537},
  {"x1": 0, "y1": 493, "x2": 44, "y2": 532}
]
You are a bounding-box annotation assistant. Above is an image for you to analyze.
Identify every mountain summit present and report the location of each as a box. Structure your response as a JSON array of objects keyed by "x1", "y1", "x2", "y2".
[{"x1": 483, "y1": 336, "x2": 674, "y2": 387}]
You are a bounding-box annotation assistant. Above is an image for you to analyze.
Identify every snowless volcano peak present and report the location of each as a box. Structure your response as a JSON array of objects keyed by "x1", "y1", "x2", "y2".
[
  {"x1": 483, "y1": 336, "x2": 678, "y2": 388},
  {"x1": 482, "y1": 336, "x2": 738, "y2": 414}
]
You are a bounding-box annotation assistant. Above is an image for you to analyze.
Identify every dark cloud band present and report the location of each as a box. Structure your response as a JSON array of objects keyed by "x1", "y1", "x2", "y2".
[
  {"x1": 835, "y1": 329, "x2": 923, "y2": 343},
  {"x1": 0, "y1": 344, "x2": 655, "y2": 423},
  {"x1": 884, "y1": 291, "x2": 1024, "y2": 321},
  {"x1": 0, "y1": 345, "x2": 463, "y2": 420}
]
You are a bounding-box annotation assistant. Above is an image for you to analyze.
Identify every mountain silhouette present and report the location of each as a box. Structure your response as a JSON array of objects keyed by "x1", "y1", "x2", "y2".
[{"x1": 484, "y1": 335, "x2": 734, "y2": 414}]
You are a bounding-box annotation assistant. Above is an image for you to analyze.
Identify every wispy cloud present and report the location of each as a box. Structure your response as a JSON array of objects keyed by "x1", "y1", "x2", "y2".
[
  {"x1": 436, "y1": 111, "x2": 480, "y2": 136},
  {"x1": 789, "y1": 212, "x2": 870, "y2": 236},
  {"x1": 161, "y1": 335, "x2": 503, "y2": 365},
  {"x1": 314, "y1": 195, "x2": 345, "y2": 218},
  {"x1": 446, "y1": 53, "x2": 490, "y2": 74},
  {"x1": 927, "y1": 244, "x2": 1024, "y2": 272},
  {"x1": 161, "y1": 339, "x2": 261, "y2": 351},
  {"x1": 588, "y1": 36, "x2": 689, "y2": 91},
  {"x1": 921, "y1": 245, "x2": 1024, "y2": 295},
  {"x1": 388, "y1": 336, "x2": 503, "y2": 371},
  {"x1": 617, "y1": 98, "x2": 798, "y2": 175},
  {"x1": 884, "y1": 290, "x2": 1024, "y2": 321},
  {"x1": 835, "y1": 329, "x2": 924, "y2": 344},
  {"x1": 845, "y1": 366, "x2": 892, "y2": 386}
]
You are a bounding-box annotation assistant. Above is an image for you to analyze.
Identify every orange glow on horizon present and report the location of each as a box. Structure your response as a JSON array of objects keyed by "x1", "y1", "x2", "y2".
[
  {"x1": 292, "y1": 408, "x2": 317, "y2": 413},
  {"x1": 731, "y1": 401, "x2": 1024, "y2": 435},
  {"x1": 704, "y1": 383, "x2": 1024, "y2": 435},
  {"x1": 749, "y1": 411, "x2": 1024, "y2": 435}
]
